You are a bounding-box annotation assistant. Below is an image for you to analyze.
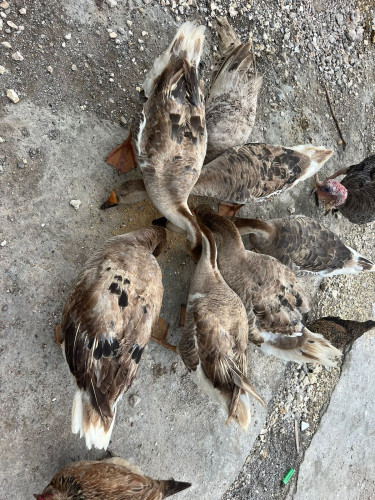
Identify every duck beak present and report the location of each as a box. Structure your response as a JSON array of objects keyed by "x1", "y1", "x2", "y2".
[{"x1": 100, "y1": 191, "x2": 118, "y2": 209}]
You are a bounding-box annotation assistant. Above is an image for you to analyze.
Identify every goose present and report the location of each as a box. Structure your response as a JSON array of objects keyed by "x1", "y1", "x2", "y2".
[
  {"x1": 179, "y1": 219, "x2": 265, "y2": 429},
  {"x1": 195, "y1": 205, "x2": 341, "y2": 366},
  {"x1": 106, "y1": 22, "x2": 207, "y2": 258},
  {"x1": 102, "y1": 144, "x2": 333, "y2": 217},
  {"x1": 55, "y1": 227, "x2": 170, "y2": 450},
  {"x1": 204, "y1": 16, "x2": 262, "y2": 162},
  {"x1": 34, "y1": 456, "x2": 191, "y2": 499},
  {"x1": 230, "y1": 214, "x2": 375, "y2": 276}
]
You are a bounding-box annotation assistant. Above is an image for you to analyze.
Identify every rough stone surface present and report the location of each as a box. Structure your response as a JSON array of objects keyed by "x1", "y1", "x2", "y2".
[{"x1": 0, "y1": 0, "x2": 374, "y2": 499}]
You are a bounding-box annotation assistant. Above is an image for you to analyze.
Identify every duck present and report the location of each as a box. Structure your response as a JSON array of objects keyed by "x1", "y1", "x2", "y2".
[
  {"x1": 106, "y1": 22, "x2": 206, "y2": 257},
  {"x1": 179, "y1": 218, "x2": 265, "y2": 429},
  {"x1": 195, "y1": 205, "x2": 341, "y2": 366},
  {"x1": 230, "y1": 214, "x2": 375, "y2": 276},
  {"x1": 204, "y1": 16, "x2": 262, "y2": 163},
  {"x1": 314, "y1": 154, "x2": 375, "y2": 224},
  {"x1": 34, "y1": 456, "x2": 191, "y2": 499},
  {"x1": 54, "y1": 226, "x2": 171, "y2": 450},
  {"x1": 306, "y1": 316, "x2": 375, "y2": 352},
  {"x1": 102, "y1": 144, "x2": 333, "y2": 217}
]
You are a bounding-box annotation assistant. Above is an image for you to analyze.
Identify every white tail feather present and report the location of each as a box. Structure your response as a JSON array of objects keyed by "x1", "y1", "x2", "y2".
[
  {"x1": 260, "y1": 329, "x2": 342, "y2": 366},
  {"x1": 143, "y1": 22, "x2": 205, "y2": 97},
  {"x1": 71, "y1": 389, "x2": 116, "y2": 450}
]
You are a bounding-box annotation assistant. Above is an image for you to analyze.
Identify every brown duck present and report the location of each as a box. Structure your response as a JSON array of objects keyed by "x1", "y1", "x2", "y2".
[
  {"x1": 103, "y1": 144, "x2": 333, "y2": 217},
  {"x1": 306, "y1": 317, "x2": 375, "y2": 351},
  {"x1": 179, "y1": 220, "x2": 265, "y2": 429},
  {"x1": 55, "y1": 227, "x2": 168, "y2": 450},
  {"x1": 231, "y1": 214, "x2": 375, "y2": 276},
  {"x1": 195, "y1": 205, "x2": 341, "y2": 366},
  {"x1": 314, "y1": 154, "x2": 375, "y2": 224},
  {"x1": 106, "y1": 22, "x2": 206, "y2": 257},
  {"x1": 34, "y1": 457, "x2": 191, "y2": 499},
  {"x1": 204, "y1": 16, "x2": 262, "y2": 163}
]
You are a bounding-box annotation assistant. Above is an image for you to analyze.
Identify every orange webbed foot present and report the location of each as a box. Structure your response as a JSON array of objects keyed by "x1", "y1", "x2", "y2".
[
  {"x1": 106, "y1": 129, "x2": 136, "y2": 174},
  {"x1": 151, "y1": 318, "x2": 177, "y2": 354}
]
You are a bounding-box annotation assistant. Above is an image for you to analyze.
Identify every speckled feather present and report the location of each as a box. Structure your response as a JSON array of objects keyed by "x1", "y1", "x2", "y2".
[
  {"x1": 195, "y1": 206, "x2": 309, "y2": 337},
  {"x1": 193, "y1": 144, "x2": 323, "y2": 204},
  {"x1": 339, "y1": 155, "x2": 375, "y2": 224},
  {"x1": 61, "y1": 227, "x2": 165, "y2": 441},
  {"x1": 179, "y1": 224, "x2": 262, "y2": 427},
  {"x1": 306, "y1": 317, "x2": 375, "y2": 351},
  {"x1": 205, "y1": 17, "x2": 261, "y2": 162},
  {"x1": 133, "y1": 24, "x2": 206, "y2": 241},
  {"x1": 35, "y1": 457, "x2": 191, "y2": 500},
  {"x1": 233, "y1": 215, "x2": 374, "y2": 276}
]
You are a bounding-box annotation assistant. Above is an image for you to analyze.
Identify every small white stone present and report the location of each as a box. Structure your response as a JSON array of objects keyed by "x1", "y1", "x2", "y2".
[
  {"x1": 129, "y1": 394, "x2": 141, "y2": 407},
  {"x1": 61, "y1": 42, "x2": 66, "y2": 48},
  {"x1": 12, "y1": 51, "x2": 24, "y2": 61},
  {"x1": 109, "y1": 31, "x2": 117, "y2": 38},
  {"x1": 106, "y1": 0, "x2": 117, "y2": 6},
  {"x1": 301, "y1": 421, "x2": 309, "y2": 431},
  {"x1": 46, "y1": 65, "x2": 53, "y2": 73},
  {"x1": 0, "y1": 65, "x2": 5, "y2": 74},
  {"x1": 70, "y1": 199, "x2": 81, "y2": 211},
  {"x1": 1, "y1": 41, "x2": 11, "y2": 48},
  {"x1": 51, "y1": 397, "x2": 56, "y2": 402},
  {"x1": 0, "y1": 137, "x2": 4, "y2": 143},
  {"x1": 19, "y1": 7, "x2": 27, "y2": 14},
  {"x1": 1, "y1": 240, "x2": 6, "y2": 246},
  {"x1": 64, "y1": 32, "x2": 71, "y2": 40},
  {"x1": 141, "y1": 30, "x2": 148, "y2": 36},
  {"x1": 6, "y1": 88, "x2": 19, "y2": 103},
  {"x1": 0, "y1": 18, "x2": 3, "y2": 29},
  {"x1": 71, "y1": 64, "x2": 77, "y2": 71},
  {"x1": 126, "y1": 20, "x2": 132, "y2": 26},
  {"x1": 41, "y1": 223, "x2": 45, "y2": 228},
  {"x1": 0, "y1": 1, "x2": 9, "y2": 8},
  {"x1": 7, "y1": 20, "x2": 18, "y2": 29},
  {"x1": 18, "y1": 24, "x2": 24, "y2": 30}
]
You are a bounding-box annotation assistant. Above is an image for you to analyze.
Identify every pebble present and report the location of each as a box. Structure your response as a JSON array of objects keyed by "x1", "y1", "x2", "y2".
[
  {"x1": 64, "y1": 33, "x2": 72, "y2": 40},
  {"x1": 7, "y1": 20, "x2": 18, "y2": 30},
  {"x1": 70, "y1": 199, "x2": 81, "y2": 210},
  {"x1": 71, "y1": 64, "x2": 77, "y2": 71},
  {"x1": 12, "y1": 51, "x2": 24, "y2": 61},
  {"x1": 106, "y1": 0, "x2": 118, "y2": 6},
  {"x1": 19, "y1": 7, "x2": 26, "y2": 14},
  {"x1": 109, "y1": 31, "x2": 117, "y2": 38},
  {"x1": 0, "y1": 1, "x2": 9, "y2": 8},
  {"x1": 1, "y1": 41, "x2": 11, "y2": 48},
  {"x1": 0, "y1": 137, "x2": 4, "y2": 143},
  {"x1": 120, "y1": 116, "x2": 127, "y2": 126},
  {"x1": 46, "y1": 65, "x2": 53, "y2": 73},
  {"x1": 301, "y1": 421, "x2": 309, "y2": 431},
  {"x1": 129, "y1": 394, "x2": 141, "y2": 407},
  {"x1": 6, "y1": 88, "x2": 19, "y2": 103},
  {"x1": 1, "y1": 240, "x2": 6, "y2": 246},
  {"x1": 0, "y1": 65, "x2": 5, "y2": 74}
]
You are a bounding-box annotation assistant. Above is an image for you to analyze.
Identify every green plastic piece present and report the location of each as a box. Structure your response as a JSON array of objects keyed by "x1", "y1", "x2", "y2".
[{"x1": 282, "y1": 468, "x2": 295, "y2": 484}]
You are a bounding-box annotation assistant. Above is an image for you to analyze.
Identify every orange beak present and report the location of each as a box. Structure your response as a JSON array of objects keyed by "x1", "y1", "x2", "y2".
[{"x1": 100, "y1": 190, "x2": 118, "y2": 209}]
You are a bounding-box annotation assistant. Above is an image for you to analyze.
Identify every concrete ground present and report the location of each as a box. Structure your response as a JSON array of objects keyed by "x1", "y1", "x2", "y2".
[{"x1": 0, "y1": 0, "x2": 374, "y2": 499}]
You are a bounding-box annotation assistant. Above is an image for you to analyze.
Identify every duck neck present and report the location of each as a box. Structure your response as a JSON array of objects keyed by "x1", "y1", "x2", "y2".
[
  {"x1": 177, "y1": 206, "x2": 202, "y2": 258},
  {"x1": 200, "y1": 212, "x2": 245, "y2": 261},
  {"x1": 231, "y1": 217, "x2": 272, "y2": 236},
  {"x1": 198, "y1": 223, "x2": 217, "y2": 270}
]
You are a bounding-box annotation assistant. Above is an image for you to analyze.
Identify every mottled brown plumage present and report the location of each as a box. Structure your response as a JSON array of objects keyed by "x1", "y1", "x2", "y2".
[
  {"x1": 192, "y1": 143, "x2": 333, "y2": 205},
  {"x1": 34, "y1": 457, "x2": 191, "y2": 499},
  {"x1": 179, "y1": 223, "x2": 264, "y2": 429},
  {"x1": 315, "y1": 154, "x2": 375, "y2": 224},
  {"x1": 205, "y1": 17, "x2": 262, "y2": 162},
  {"x1": 306, "y1": 317, "x2": 375, "y2": 351},
  {"x1": 107, "y1": 144, "x2": 332, "y2": 211},
  {"x1": 60, "y1": 227, "x2": 166, "y2": 450},
  {"x1": 231, "y1": 215, "x2": 375, "y2": 276},
  {"x1": 195, "y1": 205, "x2": 341, "y2": 366},
  {"x1": 133, "y1": 22, "x2": 206, "y2": 253}
]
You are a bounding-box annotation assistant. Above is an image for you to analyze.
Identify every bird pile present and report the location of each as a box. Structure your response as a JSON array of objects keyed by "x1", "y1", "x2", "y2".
[{"x1": 37, "y1": 18, "x2": 375, "y2": 500}]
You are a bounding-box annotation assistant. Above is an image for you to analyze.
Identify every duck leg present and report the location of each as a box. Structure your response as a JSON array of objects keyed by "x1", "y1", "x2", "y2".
[
  {"x1": 218, "y1": 202, "x2": 243, "y2": 217},
  {"x1": 151, "y1": 318, "x2": 178, "y2": 354},
  {"x1": 54, "y1": 324, "x2": 64, "y2": 347},
  {"x1": 100, "y1": 190, "x2": 119, "y2": 209},
  {"x1": 106, "y1": 129, "x2": 136, "y2": 174}
]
